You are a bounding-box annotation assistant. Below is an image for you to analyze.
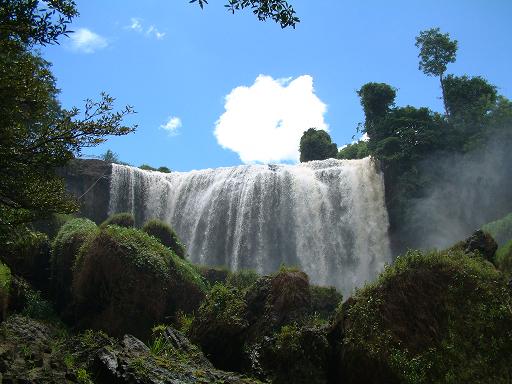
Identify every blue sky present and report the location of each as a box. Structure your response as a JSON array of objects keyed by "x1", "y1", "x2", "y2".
[{"x1": 42, "y1": 0, "x2": 512, "y2": 171}]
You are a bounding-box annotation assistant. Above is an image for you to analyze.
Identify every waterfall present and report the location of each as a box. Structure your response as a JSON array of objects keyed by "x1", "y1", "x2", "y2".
[{"x1": 109, "y1": 158, "x2": 391, "y2": 295}]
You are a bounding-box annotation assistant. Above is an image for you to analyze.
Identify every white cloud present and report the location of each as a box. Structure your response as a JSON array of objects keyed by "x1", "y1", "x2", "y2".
[
  {"x1": 214, "y1": 75, "x2": 328, "y2": 163},
  {"x1": 161, "y1": 116, "x2": 182, "y2": 136},
  {"x1": 69, "y1": 28, "x2": 107, "y2": 53},
  {"x1": 128, "y1": 18, "x2": 165, "y2": 40},
  {"x1": 130, "y1": 18, "x2": 143, "y2": 32}
]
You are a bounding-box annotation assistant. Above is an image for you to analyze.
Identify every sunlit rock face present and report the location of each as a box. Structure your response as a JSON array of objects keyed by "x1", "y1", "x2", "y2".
[{"x1": 109, "y1": 158, "x2": 391, "y2": 295}]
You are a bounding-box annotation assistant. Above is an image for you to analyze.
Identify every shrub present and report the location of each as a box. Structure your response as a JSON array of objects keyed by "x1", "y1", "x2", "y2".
[
  {"x1": 73, "y1": 226, "x2": 205, "y2": 339},
  {"x1": 495, "y1": 239, "x2": 512, "y2": 278},
  {"x1": 258, "y1": 324, "x2": 330, "y2": 384},
  {"x1": 100, "y1": 212, "x2": 135, "y2": 228},
  {"x1": 142, "y1": 219, "x2": 186, "y2": 259},
  {"x1": 31, "y1": 213, "x2": 74, "y2": 239},
  {"x1": 226, "y1": 269, "x2": 259, "y2": 292},
  {"x1": 310, "y1": 285, "x2": 342, "y2": 321},
  {"x1": 482, "y1": 212, "x2": 512, "y2": 246},
  {"x1": 0, "y1": 262, "x2": 11, "y2": 321},
  {"x1": 51, "y1": 218, "x2": 98, "y2": 311},
  {"x1": 0, "y1": 226, "x2": 50, "y2": 291},
  {"x1": 189, "y1": 283, "x2": 248, "y2": 370},
  {"x1": 338, "y1": 248, "x2": 512, "y2": 384}
]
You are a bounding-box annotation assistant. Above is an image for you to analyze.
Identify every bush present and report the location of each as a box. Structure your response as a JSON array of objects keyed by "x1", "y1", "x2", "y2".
[
  {"x1": 189, "y1": 283, "x2": 248, "y2": 370},
  {"x1": 73, "y1": 226, "x2": 205, "y2": 339},
  {"x1": 310, "y1": 285, "x2": 342, "y2": 321},
  {"x1": 31, "y1": 213, "x2": 74, "y2": 240},
  {"x1": 226, "y1": 269, "x2": 259, "y2": 292},
  {"x1": 51, "y1": 218, "x2": 98, "y2": 311},
  {"x1": 495, "y1": 240, "x2": 512, "y2": 278},
  {"x1": 482, "y1": 212, "x2": 512, "y2": 246},
  {"x1": 258, "y1": 324, "x2": 330, "y2": 384},
  {"x1": 0, "y1": 226, "x2": 50, "y2": 291},
  {"x1": 337, "y1": 249, "x2": 512, "y2": 384},
  {"x1": 0, "y1": 262, "x2": 11, "y2": 321},
  {"x1": 100, "y1": 212, "x2": 135, "y2": 228},
  {"x1": 142, "y1": 219, "x2": 186, "y2": 259}
]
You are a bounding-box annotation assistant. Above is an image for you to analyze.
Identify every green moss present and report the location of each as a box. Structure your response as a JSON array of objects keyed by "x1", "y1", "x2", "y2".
[
  {"x1": 310, "y1": 285, "x2": 342, "y2": 321},
  {"x1": 142, "y1": 219, "x2": 187, "y2": 259},
  {"x1": 341, "y1": 248, "x2": 512, "y2": 384},
  {"x1": 100, "y1": 212, "x2": 135, "y2": 228},
  {"x1": 482, "y1": 212, "x2": 512, "y2": 246},
  {"x1": 226, "y1": 269, "x2": 259, "y2": 292},
  {"x1": 51, "y1": 218, "x2": 98, "y2": 310},
  {"x1": 73, "y1": 226, "x2": 205, "y2": 338},
  {"x1": 1, "y1": 226, "x2": 50, "y2": 287},
  {"x1": 0, "y1": 261, "x2": 11, "y2": 319},
  {"x1": 495, "y1": 239, "x2": 512, "y2": 278}
]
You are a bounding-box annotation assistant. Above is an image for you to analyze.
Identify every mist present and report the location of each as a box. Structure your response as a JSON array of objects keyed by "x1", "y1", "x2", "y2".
[{"x1": 402, "y1": 131, "x2": 512, "y2": 251}]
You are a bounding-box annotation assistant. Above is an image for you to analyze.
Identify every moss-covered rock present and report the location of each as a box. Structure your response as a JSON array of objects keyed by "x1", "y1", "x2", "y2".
[
  {"x1": 100, "y1": 212, "x2": 135, "y2": 228},
  {"x1": 189, "y1": 268, "x2": 338, "y2": 380},
  {"x1": 336, "y1": 248, "x2": 512, "y2": 384},
  {"x1": 495, "y1": 239, "x2": 512, "y2": 278},
  {"x1": 189, "y1": 283, "x2": 249, "y2": 371},
  {"x1": 227, "y1": 269, "x2": 260, "y2": 292},
  {"x1": 0, "y1": 315, "x2": 262, "y2": 384},
  {"x1": 197, "y1": 265, "x2": 231, "y2": 286},
  {"x1": 73, "y1": 225, "x2": 205, "y2": 339},
  {"x1": 51, "y1": 218, "x2": 98, "y2": 312},
  {"x1": 257, "y1": 324, "x2": 330, "y2": 384},
  {"x1": 142, "y1": 219, "x2": 187, "y2": 259},
  {"x1": 0, "y1": 261, "x2": 11, "y2": 321},
  {"x1": 310, "y1": 285, "x2": 343, "y2": 321},
  {"x1": 482, "y1": 212, "x2": 512, "y2": 246}
]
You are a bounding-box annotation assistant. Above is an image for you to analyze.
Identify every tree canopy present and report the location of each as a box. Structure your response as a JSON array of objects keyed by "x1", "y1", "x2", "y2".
[
  {"x1": 191, "y1": 0, "x2": 299, "y2": 28},
  {"x1": 299, "y1": 128, "x2": 338, "y2": 162},
  {"x1": 0, "y1": 0, "x2": 135, "y2": 229}
]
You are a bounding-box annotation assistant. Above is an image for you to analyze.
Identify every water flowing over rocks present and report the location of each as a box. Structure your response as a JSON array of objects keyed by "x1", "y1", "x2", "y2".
[{"x1": 109, "y1": 158, "x2": 391, "y2": 295}]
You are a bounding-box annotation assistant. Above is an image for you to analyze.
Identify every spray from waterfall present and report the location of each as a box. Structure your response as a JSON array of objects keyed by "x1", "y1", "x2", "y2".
[{"x1": 109, "y1": 158, "x2": 391, "y2": 296}]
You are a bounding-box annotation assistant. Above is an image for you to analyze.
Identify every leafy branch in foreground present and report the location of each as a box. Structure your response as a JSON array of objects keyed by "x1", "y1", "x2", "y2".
[{"x1": 190, "y1": 0, "x2": 299, "y2": 28}]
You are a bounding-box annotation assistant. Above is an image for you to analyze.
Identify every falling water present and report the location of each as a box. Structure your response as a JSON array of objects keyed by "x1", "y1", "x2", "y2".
[{"x1": 109, "y1": 158, "x2": 391, "y2": 295}]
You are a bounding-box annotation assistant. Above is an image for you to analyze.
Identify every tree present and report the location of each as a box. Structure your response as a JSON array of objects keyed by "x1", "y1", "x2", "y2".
[
  {"x1": 0, "y1": 1, "x2": 135, "y2": 229},
  {"x1": 100, "y1": 149, "x2": 120, "y2": 164},
  {"x1": 415, "y1": 28, "x2": 458, "y2": 116},
  {"x1": 299, "y1": 128, "x2": 337, "y2": 162},
  {"x1": 357, "y1": 82, "x2": 396, "y2": 139},
  {"x1": 191, "y1": 0, "x2": 299, "y2": 28},
  {"x1": 337, "y1": 141, "x2": 369, "y2": 160}
]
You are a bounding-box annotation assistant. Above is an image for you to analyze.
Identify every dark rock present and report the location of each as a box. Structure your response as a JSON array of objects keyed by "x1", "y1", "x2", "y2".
[
  {"x1": 198, "y1": 267, "x2": 230, "y2": 286},
  {"x1": 463, "y1": 230, "x2": 498, "y2": 262},
  {"x1": 58, "y1": 159, "x2": 112, "y2": 224}
]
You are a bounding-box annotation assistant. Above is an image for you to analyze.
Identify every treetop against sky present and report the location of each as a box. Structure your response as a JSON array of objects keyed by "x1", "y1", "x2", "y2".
[{"x1": 42, "y1": 0, "x2": 512, "y2": 171}]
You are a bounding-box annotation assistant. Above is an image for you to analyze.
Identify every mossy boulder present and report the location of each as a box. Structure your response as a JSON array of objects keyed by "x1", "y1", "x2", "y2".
[
  {"x1": 257, "y1": 323, "x2": 330, "y2": 384},
  {"x1": 142, "y1": 219, "x2": 186, "y2": 259},
  {"x1": 462, "y1": 229, "x2": 498, "y2": 262},
  {"x1": 73, "y1": 225, "x2": 205, "y2": 339},
  {"x1": 51, "y1": 218, "x2": 98, "y2": 311},
  {"x1": 495, "y1": 239, "x2": 512, "y2": 278},
  {"x1": 190, "y1": 268, "x2": 338, "y2": 381},
  {"x1": 197, "y1": 266, "x2": 231, "y2": 286},
  {"x1": 482, "y1": 212, "x2": 512, "y2": 246},
  {"x1": 189, "y1": 283, "x2": 249, "y2": 371},
  {"x1": 100, "y1": 212, "x2": 135, "y2": 228},
  {"x1": 0, "y1": 261, "x2": 11, "y2": 321},
  {"x1": 335, "y1": 249, "x2": 512, "y2": 384}
]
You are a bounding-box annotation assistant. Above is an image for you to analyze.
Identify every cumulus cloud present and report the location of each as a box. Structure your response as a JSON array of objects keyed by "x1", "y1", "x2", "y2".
[
  {"x1": 161, "y1": 116, "x2": 182, "y2": 136},
  {"x1": 69, "y1": 28, "x2": 107, "y2": 53},
  {"x1": 214, "y1": 75, "x2": 328, "y2": 163},
  {"x1": 129, "y1": 18, "x2": 166, "y2": 40}
]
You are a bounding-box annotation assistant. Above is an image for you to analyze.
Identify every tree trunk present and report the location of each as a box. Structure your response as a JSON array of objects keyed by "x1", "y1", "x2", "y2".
[{"x1": 440, "y1": 74, "x2": 449, "y2": 117}]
